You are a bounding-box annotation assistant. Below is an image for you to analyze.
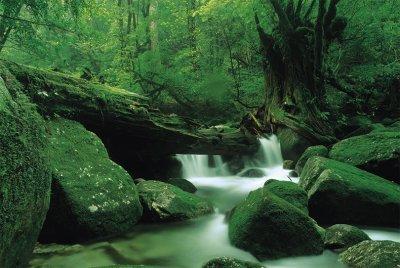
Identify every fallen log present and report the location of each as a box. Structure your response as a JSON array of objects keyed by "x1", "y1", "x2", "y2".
[{"x1": 1, "y1": 60, "x2": 257, "y2": 176}]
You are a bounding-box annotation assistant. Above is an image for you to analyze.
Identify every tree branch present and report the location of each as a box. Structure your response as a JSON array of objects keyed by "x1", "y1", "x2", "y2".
[
  {"x1": 267, "y1": 0, "x2": 294, "y2": 34},
  {"x1": 323, "y1": 0, "x2": 340, "y2": 30},
  {"x1": 304, "y1": 0, "x2": 317, "y2": 20},
  {"x1": 0, "y1": 14, "x2": 74, "y2": 33},
  {"x1": 295, "y1": 0, "x2": 304, "y2": 18},
  {"x1": 314, "y1": 0, "x2": 326, "y2": 92}
]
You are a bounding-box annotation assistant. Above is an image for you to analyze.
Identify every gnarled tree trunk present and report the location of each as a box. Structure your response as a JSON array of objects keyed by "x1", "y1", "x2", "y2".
[{"x1": 255, "y1": 0, "x2": 346, "y2": 144}]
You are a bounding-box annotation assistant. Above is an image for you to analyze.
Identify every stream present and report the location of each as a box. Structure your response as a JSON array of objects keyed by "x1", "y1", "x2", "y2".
[{"x1": 30, "y1": 136, "x2": 400, "y2": 268}]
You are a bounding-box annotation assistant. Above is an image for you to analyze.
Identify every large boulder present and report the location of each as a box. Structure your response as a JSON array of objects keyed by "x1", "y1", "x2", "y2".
[
  {"x1": 0, "y1": 77, "x2": 52, "y2": 267},
  {"x1": 340, "y1": 240, "x2": 400, "y2": 268},
  {"x1": 228, "y1": 188, "x2": 324, "y2": 260},
  {"x1": 203, "y1": 257, "x2": 264, "y2": 268},
  {"x1": 264, "y1": 180, "x2": 308, "y2": 213},
  {"x1": 300, "y1": 156, "x2": 400, "y2": 227},
  {"x1": 324, "y1": 224, "x2": 370, "y2": 251},
  {"x1": 137, "y1": 180, "x2": 213, "y2": 222},
  {"x1": 329, "y1": 132, "x2": 400, "y2": 183},
  {"x1": 276, "y1": 127, "x2": 312, "y2": 162},
  {"x1": 295, "y1": 145, "x2": 328, "y2": 175},
  {"x1": 39, "y1": 118, "x2": 143, "y2": 243}
]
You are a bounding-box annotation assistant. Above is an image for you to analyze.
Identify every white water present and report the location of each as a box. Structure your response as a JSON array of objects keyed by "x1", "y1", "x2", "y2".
[
  {"x1": 254, "y1": 135, "x2": 284, "y2": 167},
  {"x1": 30, "y1": 135, "x2": 399, "y2": 268},
  {"x1": 175, "y1": 155, "x2": 230, "y2": 178}
]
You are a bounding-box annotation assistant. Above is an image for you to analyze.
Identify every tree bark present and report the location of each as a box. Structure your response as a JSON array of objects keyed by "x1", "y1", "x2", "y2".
[
  {"x1": 254, "y1": 0, "x2": 344, "y2": 144},
  {"x1": 1, "y1": 60, "x2": 257, "y2": 157}
]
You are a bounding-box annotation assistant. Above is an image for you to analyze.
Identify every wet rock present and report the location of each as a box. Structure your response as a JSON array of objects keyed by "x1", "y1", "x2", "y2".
[
  {"x1": 276, "y1": 127, "x2": 312, "y2": 162},
  {"x1": 228, "y1": 188, "x2": 324, "y2": 260},
  {"x1": 224, "y1": 155, "x2": 245, "y2": 175},
  {"x1": 329, "y1": 132, "x2": 400, "y2": 183},
  {"x1": 239, "y1": 168, "x2": 265, "y2": 178},
  {"x1": 0, "y1": 77, "x2": 52, "y2": 268},
  {"x1": 340, "y1": 240, "x2": 400, "y2": 268},
  {"x1": 39, "y1": 118, "x2": 143, "y2": 243},
  {"x1": 167, "y1": 178, "x2": 197, "y2": 193},
  {"x1": 264, "y1": 179, "x2": 308, "y2": 213},
  {"x1": 203, "y1": 257, "x2": 265, "y2": 268},
  {"x1": 301, "y1": 156, "x2": 400, "y2": 227},
  {"x1": 289, "y1": 170, "x2": 298, "y2": 177},
  {"x1": 283, "y1": 160, "x2": 294, "y2": 169},
  {"x1": 137, "y1": 180, "x2": 213, "y2": 222},
  {"x1": 324, "y1": 224, "x2": 370, "y2": 251},
  {"x1": 33, "y1": 244, "x2": 84, "y2": 256},
  {"x1": 295, "y1": 145, "x2": 328, "y2": 175}
]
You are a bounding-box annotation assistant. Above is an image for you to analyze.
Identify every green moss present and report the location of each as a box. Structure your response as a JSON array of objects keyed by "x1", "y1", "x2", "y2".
[
  {"x1": 324, "y1": 224, "x2": 370, "y2": 251},
  {"x1": 276, "y1": 127, "x2": 312, "y2": 162},
  {"x1": 329, "y1": 132, "x2": 400, "y2": 182},
  {"x1": 264, "y1": 179, "x2": 308, "y2": 214},
  {"x1": 340, "y1": 240, "x2": 400, "y2": 268},
  {"x1": 295, "y1": 145, "x2": 328, "y2": 175},
  {"x1": 302, "y1": 157, "x2": 400, "y2": 227},
  {"x1": 0, "y1": 77, "x2": 51, "y2": 267},
  {"x1": 228, "y1": 188, "x2": 324, "y2": 260},
  {"x1": 40, "y1": 118, "x2": 143, "y2": 243},
  {"x1": 137, "y1": 180, "x2": 213, "y2": 222}
]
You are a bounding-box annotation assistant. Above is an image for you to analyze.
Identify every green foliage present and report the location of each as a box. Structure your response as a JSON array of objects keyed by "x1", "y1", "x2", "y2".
[{"x1": 0, "y1": 0, "x2": 398, "y2": 123}]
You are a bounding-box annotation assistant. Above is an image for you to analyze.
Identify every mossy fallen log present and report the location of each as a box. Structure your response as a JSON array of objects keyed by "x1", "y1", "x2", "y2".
[{"x1": 0, "y1": 60, "x2": 257, "y2": 175}]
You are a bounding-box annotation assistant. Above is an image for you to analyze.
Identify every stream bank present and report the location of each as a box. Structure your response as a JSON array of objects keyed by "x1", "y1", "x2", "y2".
[{"x1": 29, "y1": 137, "x2": 400, "y2": 268}]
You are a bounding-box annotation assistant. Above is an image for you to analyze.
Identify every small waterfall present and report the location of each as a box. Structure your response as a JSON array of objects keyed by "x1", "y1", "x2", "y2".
[
  {"x1": 258, "y1": 135, "x2": 283, "y2": 167},
  {"x1": 176, "y1": 135, "x2": 283, "y2": 178},
  {"x1": 176, "y1": 155, "x2": 230, "y2": 178},
  {"x1": 242, "y1": 135, "x2": 283, "y2": 168}
]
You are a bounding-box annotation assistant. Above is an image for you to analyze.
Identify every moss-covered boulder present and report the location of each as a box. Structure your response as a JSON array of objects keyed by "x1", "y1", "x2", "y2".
[
  {"x1": 329, "y1": 132, "x2": 400, "y2": 183},
  {"x1": 137, "y1": 180, "x2": 213, "y2": 222},
  {"x1": 167, "y1": 178, "x2": 197, "y2": 193},
  {"x1": 324, "y1": 224, "x2": 370, "y2": 251},
  {"x1": 264, "y1": 180, "x2": 308, "y2": 213},
  {"x1": 295, "y1": 145, "x2": 328, "y2": 175},
  {"x1": 202, "y1": 257, "x2": 265, "y2": 268},
  {"x1": 276, "y1": 127, "x2": 312, "y2": 162},
  {"x1": 301, "y1": 157, "x2": 400, "y2": 227},
  {"x1": 0, "y1": 78, "x2": 52, "y2": 268},
  {"x1": 228, "y1": 188, "x2": 324, "y2": 260},
  {"x1": 340, "y1": 240, "x2": 400, "y2": 268},
  {"x1": 39, "y1": 118, "x2": 143, "y2": 243}
]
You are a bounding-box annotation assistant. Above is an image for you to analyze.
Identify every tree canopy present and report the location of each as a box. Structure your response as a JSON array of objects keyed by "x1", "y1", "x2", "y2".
[{"x1": 1, "y1": 0, "x2": 399, "y2": 126}]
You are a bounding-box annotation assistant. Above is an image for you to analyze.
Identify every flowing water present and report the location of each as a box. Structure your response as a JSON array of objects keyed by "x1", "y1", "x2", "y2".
[{"x1": 30, "y1": 136, "x2": 400, "y2": 268}]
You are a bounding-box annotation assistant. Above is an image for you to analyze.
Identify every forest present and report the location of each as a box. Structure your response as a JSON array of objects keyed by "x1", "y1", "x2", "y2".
[{"x1": 0, "y1": 0, "x2": 399, "y2": 267}]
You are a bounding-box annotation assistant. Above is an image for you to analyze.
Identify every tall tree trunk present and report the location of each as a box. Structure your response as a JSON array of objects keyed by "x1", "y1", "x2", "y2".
[
  {"x1": 187, "y1": 0, "x2": 197, "y2": 69},
  {"x1": 253, "y1": 0, "x2": 346, "y2": 144},
  {"x1": 117, "y1": 0, "x2": 126, "y2": 65},
  {"x1": 127, "y1": 0, "x2": 133, "y2": 34},
  {"x1": 149, "y1": 0, "x2": 158, "y2": 51}
]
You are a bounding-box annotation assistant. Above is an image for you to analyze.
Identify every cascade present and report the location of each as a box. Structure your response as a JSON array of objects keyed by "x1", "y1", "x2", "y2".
[
  {"x1": 258, "y1": 135, "x2": 283, "y2": 167},
  {"x1": 175, "y1": 154, "x2": 230, "y2": 178},
  {"x1": 177, "y1": 135, "x2": 284, "y2": 179}
]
